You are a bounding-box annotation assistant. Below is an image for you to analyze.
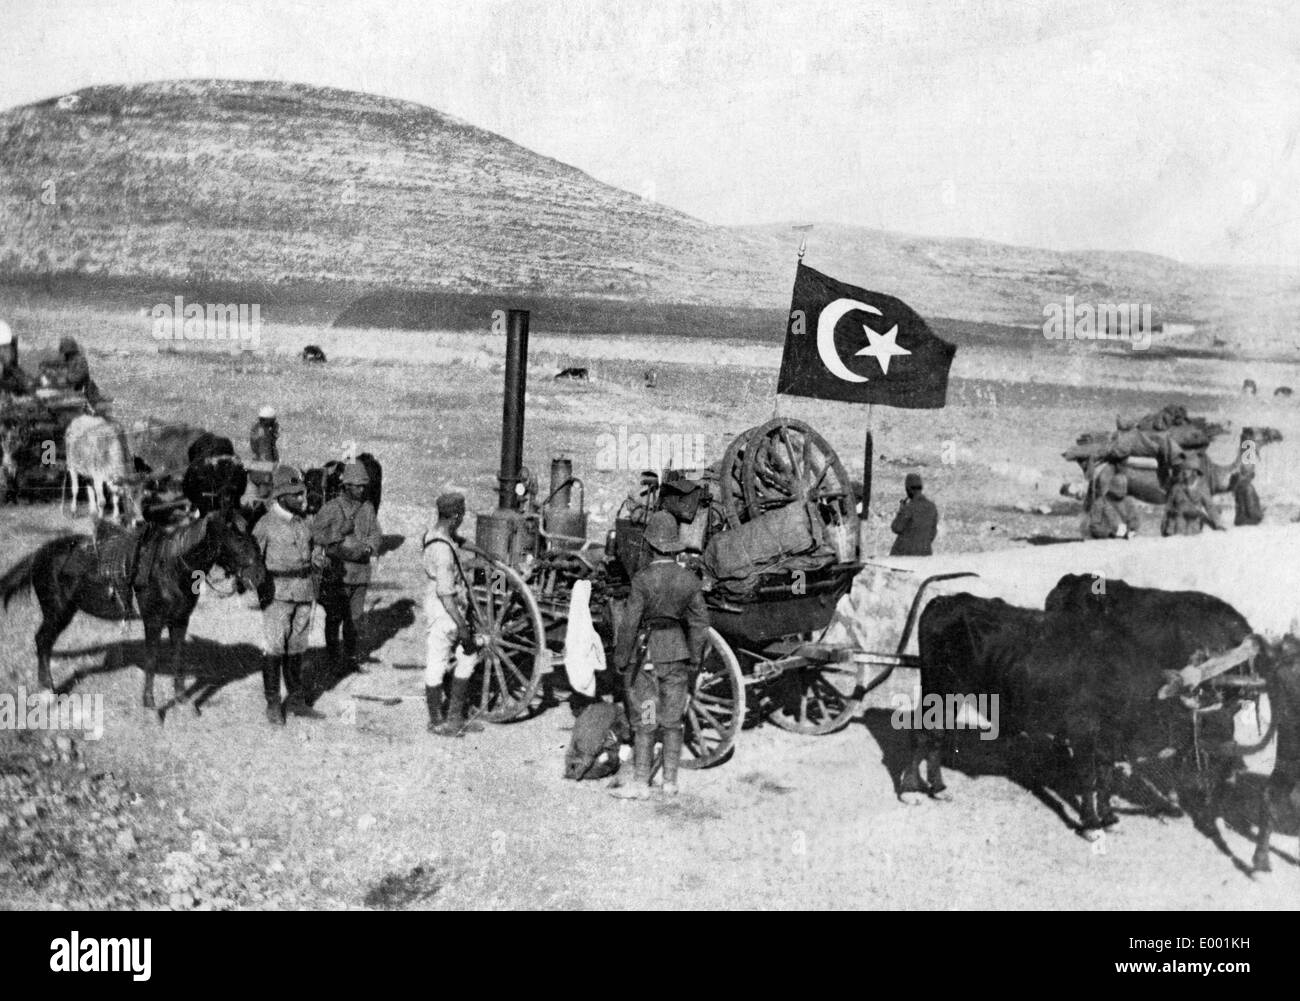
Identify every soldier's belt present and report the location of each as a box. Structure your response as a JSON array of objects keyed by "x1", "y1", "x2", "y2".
[{"x1": 269, "y1": 567, "x2": 314, "y2": 578}]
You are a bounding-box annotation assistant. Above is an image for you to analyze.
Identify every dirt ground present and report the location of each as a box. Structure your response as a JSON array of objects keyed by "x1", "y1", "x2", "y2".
[{"x1": 2, "y1": 306, "x2": 1299, "y2": 909}]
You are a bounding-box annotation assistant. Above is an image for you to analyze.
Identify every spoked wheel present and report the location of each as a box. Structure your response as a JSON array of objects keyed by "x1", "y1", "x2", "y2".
[
  {"x1": 739, "y1": 417, "x2": 859, "y2": 547},
  {"x1": 681, "y1": 628, "x2": 746, "y2": 769},
  {"x1": 462, "y1": 546, "x2": 549, "y2": 723},
  {"x1": 764, "y1": 640, "x2": 865, "y2": 736},
  {"x1": 716, "y1": 427, "x2": 757, "y2": 528}
]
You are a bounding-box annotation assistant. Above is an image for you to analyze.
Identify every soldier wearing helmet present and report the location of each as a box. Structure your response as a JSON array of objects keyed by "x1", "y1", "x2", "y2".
[
  {"x1": 249, "y1": 405, "x2": 280, "y2": 463},
  {"x1": 610, "y1": 510, "x2": 710, "y2": 799},
  {"x1": 252, "y1": 464, "x2": 326, "y2": 724},
  {"x1": 1086, "y1": 471, "x2": 1141, "y2": 539},
  {"x1": 312, "y1": 460, "x2": 383, "y2": 674}
]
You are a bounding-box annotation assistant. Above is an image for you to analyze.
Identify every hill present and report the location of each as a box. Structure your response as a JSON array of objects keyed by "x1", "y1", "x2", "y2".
[{"x1": 1, "y1": 80, "x2": 1297, "y2": 342}]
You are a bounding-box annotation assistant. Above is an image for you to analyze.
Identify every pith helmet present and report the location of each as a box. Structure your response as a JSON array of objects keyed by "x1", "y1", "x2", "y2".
[
  {"x1": 271, "y1": 464, "x2": 307, "y2": 499},
  {"x1": 341, "y1": 462, "x2": 370, "y2": 486},
  {"x1": 643, "y1": 510, "x2": 684, "y2": 553},
  {"x1": 258, "y1": 405, "x2": 277, "y2": 420},
  {"x1": 0, "y1": 320, "x2": 12, "y2": 346}
]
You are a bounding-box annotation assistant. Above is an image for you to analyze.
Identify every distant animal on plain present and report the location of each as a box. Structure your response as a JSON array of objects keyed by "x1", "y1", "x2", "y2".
[
  {"x1": 1242, "y1": 379, "x2": 1257, "y2": 395},
  {"x1": 302, "y1": 345, "x2": 327, "y2": 363},
  {"x1": 63, "y1": 415, "x2": 139, "y2": 521},
  {"x1": 644, "y1": 368, "x2": 658, "y2": 389},
  {"x1": 1275, "y1": 386, "x2": 1293, "y2": 398},
  {"x1": 555, "y1": 367, "x2": 589, "y2": 382}
]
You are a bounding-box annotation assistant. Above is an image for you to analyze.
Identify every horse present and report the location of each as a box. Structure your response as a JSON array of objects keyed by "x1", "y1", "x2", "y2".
[{"x1": 0, "y1": 510, "x2": 265, "y2": 712}]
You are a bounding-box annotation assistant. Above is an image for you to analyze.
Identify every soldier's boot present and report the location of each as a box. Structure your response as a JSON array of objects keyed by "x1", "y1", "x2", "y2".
[
  {"x1": 610, "y1": 731, "x2": 655, "y2": 800},
  {"x1": 661, "y1": 728, "x2": 684, "y2": 796},
  {"x1": 262, "y1": 655, "x2": 284, "y2": 725},
  {"x1": 283, "y1": 655, "x2": 325, "y2": 719},
  {"x1": 425, "y1": 685, "x2": 445, "y2": 733},
  {"x1": 434, "y1": 677, "x2": 484, "y2": 736}
]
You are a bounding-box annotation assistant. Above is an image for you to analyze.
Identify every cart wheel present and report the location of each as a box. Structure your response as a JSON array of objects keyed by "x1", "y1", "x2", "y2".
[
  {"x1": 765, "y1": 654, "x2": 864, "y2": 736},
  {"x1": 463, "y1": 549, "x2": 549, "y2": 723},
  {"x1": 716, "y1": 427, "x2": 756, "y2": 528},
  {"x1": 739, "y1": 417, "x2": 858, "y2": 550},
  {"x1": 681, "y1": 628, "x2": 745, "y2": 769}
]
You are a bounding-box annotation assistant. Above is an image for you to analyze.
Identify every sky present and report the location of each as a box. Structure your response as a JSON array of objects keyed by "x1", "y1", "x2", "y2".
[{"x1": 1, "y1": 0, "x2": 1297, "y2": 269}]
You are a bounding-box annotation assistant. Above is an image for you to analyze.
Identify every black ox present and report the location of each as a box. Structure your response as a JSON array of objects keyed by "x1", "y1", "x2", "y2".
[{"x1": 902, "y1": 577, "x2": 1297, "y2": 873}]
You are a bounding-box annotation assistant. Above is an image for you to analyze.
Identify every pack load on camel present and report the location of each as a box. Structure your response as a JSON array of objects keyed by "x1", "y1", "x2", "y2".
[{"x1": 1061, "y1": 404, "x2": 1281, "y2": 508}]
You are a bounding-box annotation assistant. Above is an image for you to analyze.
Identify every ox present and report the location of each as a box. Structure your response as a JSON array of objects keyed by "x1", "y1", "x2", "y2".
[
  {"x1": 899, "y1": 595, "x2": 1131, "y2": 831},
  {"x1": 302, "y1": 345, "x2": 327, "y2": 363},
  {"x1": 64, "y1": 415, "x2": 139, "y2": 521},
  {"x1": 1048, "y1": 573, "x2": 1297, "y2": 873}
]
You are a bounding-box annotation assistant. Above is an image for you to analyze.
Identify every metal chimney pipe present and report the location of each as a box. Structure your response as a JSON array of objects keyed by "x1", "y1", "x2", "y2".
[{"x1": 497, "y1": 308, "x2": 529, "y2": 510}]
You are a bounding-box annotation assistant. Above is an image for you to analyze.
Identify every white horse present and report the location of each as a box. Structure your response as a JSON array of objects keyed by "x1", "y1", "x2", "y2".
[{"x1": 64, "y1": 415, "x2": 139, "y2": 521}]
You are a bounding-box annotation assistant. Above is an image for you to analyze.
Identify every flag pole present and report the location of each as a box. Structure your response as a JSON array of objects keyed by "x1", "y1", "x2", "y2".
[{"x1": 862, "y1": 403, "x2": 873, "y2": 522}]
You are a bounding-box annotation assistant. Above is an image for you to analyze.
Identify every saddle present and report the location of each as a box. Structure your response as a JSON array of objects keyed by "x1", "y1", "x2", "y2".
[{"x1": 92, "y1": 520, "x2": 145, "y2": 613}]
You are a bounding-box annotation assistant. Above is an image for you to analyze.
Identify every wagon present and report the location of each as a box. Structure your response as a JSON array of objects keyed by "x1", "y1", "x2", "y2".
[
  {"x1": 452, "y1": 309, "x2": 919, "y2": 768},
  {"x1": 0, "y1": 388, "x2": 96, "y2": 502}
]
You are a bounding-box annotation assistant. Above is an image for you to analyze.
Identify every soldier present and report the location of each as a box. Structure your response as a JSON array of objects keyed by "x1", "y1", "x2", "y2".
[
  {"x1": 1161, "y1": 454, "x2": 1223, "y2": 536},
  {"x1": 249, "y1": 405, "x2": 280, "y2": 463},
  {"x1": 248, "y1": 406, "x2": 279, "y2": 504},
  {"x1": 420, "y1": 492, "x2": 484, "y2": 737},
  {"x1": 1232, "y1": 462, "x2": 1264, "y2": 526},
  {"x1": 313, "y1": 462, "x2": 383, "y2": 673},
  {"x1": 0, "y1": 321, "x2": 32, "y2": 399},
  {"x1": 55, "y1": 336, "x2": 101, "y2": 406},
  {"x1": 1086, "y1": 473, "x2": 1141, "y2": 539},
  {"x1": 252, "y1": 465, "x2": 325, "y2": 724},
  {"x1": 889, "y1": 472, "x2": 939, "y2": 556},
  {"x1": 611, "y1": 511, "x2": 710, "y2": 799}
]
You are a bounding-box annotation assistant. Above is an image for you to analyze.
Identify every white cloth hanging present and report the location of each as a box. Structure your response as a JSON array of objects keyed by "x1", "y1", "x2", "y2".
[{"x1": 562, "y1": 578, "x2": 604, "y2": 697}]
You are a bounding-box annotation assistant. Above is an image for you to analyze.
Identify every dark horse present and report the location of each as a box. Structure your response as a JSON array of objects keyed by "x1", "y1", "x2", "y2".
[{"x1": 0, "y1": 511, "x2": 265, "y2": 712}]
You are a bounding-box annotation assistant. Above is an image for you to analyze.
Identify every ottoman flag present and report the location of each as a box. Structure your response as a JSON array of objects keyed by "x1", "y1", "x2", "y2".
[{"x1": 777, "y1": 263, "x2": 957, "y2": 408}]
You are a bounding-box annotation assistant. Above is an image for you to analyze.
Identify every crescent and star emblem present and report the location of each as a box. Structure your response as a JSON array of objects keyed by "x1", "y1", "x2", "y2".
[{"x1": 815, "y1": 298, "x2": 912, "y2": 383}]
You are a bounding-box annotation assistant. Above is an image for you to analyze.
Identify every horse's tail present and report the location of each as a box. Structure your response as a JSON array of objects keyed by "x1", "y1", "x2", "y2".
[{"x1": 0, "y1": 535, "x2": 83, "y2": 611}]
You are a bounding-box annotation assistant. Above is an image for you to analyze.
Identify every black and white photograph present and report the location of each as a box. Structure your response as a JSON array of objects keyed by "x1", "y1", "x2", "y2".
[{"x1": 0, "y1": 0, "x2": 1297, "y2": 933}]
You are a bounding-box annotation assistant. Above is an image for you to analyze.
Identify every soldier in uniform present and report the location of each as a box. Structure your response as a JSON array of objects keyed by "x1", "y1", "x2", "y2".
[
  {"x1": 1232, "y1": 463, "x2": 1264, "y2": 526},
  {"x1": 889, "y1": 472, "x2": 939, "y2": 556},
  {"x1": 249, "y1": 405, "x2": 280, "y2": 462},
  {"x1": 420, "y1": 492, "x2": 485, "y2": 737},
  {"x1": 54, "y1": 336, "x2": 101, "y2": 406},
  {"x1": 252, "y1": 465, "x2": 325, "y2": 724},
  {"x1": 1086, "y1": 473, "x2": 1141, "y2": 539},
  {"x1": 1161, "y1": 454, "x2": 1223, "y2": 536},
  {"x1": 0, "y1": 321, "x2": 32, "y2": 399},
  {"x1": 313, "y1": 462, "x2": 383, "y2": 674},
  {"x1": 611, "y1": 511, "x2": 710, "y2": 799},
  {"x1": 248, "y1": 406, "x2": 279, "y2": 504}
]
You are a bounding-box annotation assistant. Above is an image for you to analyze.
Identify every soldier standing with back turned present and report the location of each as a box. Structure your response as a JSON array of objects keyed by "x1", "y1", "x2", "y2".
[{"x1": 611, "y1": 511, "x2": 710, "y2": 799}]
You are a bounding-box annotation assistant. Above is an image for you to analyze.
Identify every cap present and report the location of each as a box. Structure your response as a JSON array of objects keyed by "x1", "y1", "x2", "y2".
[
  {"x1": 0, "y1": 320, "x2": 12, "y2": 346},
  {"x1": 270, "y1": 464, "x2": 307, "y2": 499},
  {"x1": 643, "y1": 510, "x2": 684, "y2": 553},
  {"x1": 436, "y1": 492, "x2": 466, "y2": 518},
  {"x1": 258, "y1": 405, "x2": 277, "y2": 420},
  {"x1": 58, "y1": 336, "x2": 78, "y2": 355},
  {"x1": 340, "y1": 462, "x2": 369, "y2": 486},
  {"x1": 905, "y1": 473, "x2": 923, "y2": 490}
]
